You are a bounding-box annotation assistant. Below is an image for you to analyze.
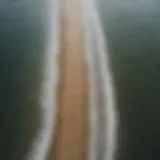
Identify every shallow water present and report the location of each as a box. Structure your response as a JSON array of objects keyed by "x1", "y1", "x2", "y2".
[
  {"x1": 97, "y1": 0, "x2": 160, "y2": 160},
  {"x1": 0, "y1": 1, "x2": 55, "y2": 159}
]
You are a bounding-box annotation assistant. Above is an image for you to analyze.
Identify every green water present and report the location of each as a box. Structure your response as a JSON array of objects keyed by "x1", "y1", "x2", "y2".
[
  {"x1": 0, "y1": 1, "x2": 54, "y2": 159},
  {"x1": 98, "y1": 0, "x2": 160, "y2": 160}
]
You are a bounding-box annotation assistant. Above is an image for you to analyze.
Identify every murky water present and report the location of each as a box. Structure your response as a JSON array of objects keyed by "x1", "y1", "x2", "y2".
[
  {"x1": 97, "y1": 0, "x2": 160, "y2": 160},
  {"x1": 0, "y1": 1, "x2": 55, "y2": 159}
]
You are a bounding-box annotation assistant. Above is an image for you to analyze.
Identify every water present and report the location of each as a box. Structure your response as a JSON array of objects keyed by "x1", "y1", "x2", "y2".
[
  {"x1": 0, "y1": 1, "x2": 56, "y2": 159},
  {"x1": 97, "y1": 0, "x2": 160, "y2": 160}
]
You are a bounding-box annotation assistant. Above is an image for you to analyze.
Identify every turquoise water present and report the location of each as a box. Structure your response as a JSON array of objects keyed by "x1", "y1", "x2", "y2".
[
  {"x1": 0, "y1": 1, "x2": 54, "y2": 159},
  {"x1": 98, "y1": 0, "x2": 160, "y2": 159}
]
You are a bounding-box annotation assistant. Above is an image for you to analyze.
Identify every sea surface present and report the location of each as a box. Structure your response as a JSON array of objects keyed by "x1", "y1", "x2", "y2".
[
  {"x1": 0, "y1": 1, "x2": 56, "y2": 159},
  {"x1": 97, "y1": 0, "x2": 160, "y2": 160}
]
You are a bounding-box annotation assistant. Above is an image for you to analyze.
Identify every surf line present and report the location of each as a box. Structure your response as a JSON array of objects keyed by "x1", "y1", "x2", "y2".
[
  {"x1": 26, "y1": 0, "x2": 60, "y2": 159},
  {"x1": 80, "y1": 0, "x2": 118, "y2": 160}
]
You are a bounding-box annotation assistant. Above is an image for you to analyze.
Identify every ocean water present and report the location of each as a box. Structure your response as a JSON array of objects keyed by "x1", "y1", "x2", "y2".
[
  {"x1": 0, "y1": 1, "x2": 56, "y2": 160},
  {"x1": 97, "y1": 0, "x2": 160, "y2": 160}
]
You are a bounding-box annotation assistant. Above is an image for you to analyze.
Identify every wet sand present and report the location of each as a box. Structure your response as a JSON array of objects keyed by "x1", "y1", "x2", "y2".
[{"x1": 47, "y1": 0, "x2": 88, "y2": 159}]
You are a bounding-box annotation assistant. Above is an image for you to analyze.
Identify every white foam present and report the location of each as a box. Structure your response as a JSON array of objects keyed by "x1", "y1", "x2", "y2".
[
  {"x1": 80, "y1": 1, "x2": 99, "y2": 160},
  {"x1": 26, "y1": 0, "x2": 60, "y2": 159},
  {"x1": 80, "y1": 0, "x2": 118, "y2": 159}
]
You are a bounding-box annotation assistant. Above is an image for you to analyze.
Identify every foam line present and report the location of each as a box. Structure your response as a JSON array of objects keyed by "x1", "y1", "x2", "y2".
[
  {"x1": 80, "y1": 0, "x2": 118, "y2": 159},
  {"x1": 26, "y1": 0, "x2": 60, "y2": 159}
]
